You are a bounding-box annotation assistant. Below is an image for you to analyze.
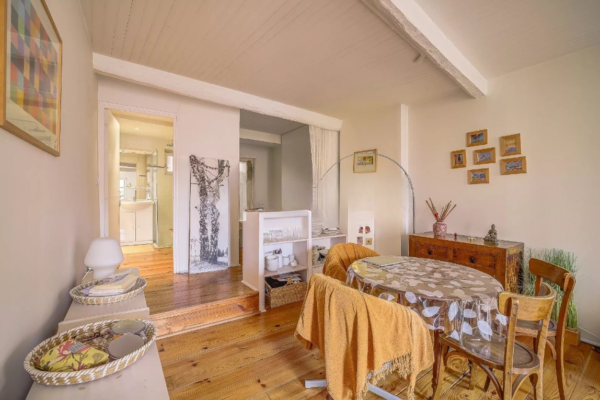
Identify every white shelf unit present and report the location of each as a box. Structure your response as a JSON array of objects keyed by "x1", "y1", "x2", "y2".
[
  {"x1": 311, "y1": 233, "x2": 347, "y2": 274},
  {"x1": 242, "y1": 210, "x2": 312, "y2": 312}
]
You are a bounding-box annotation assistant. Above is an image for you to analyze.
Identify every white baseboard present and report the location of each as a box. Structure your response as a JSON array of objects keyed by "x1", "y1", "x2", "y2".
[
  {"x1": 580, "y1": 326, "x2": 600, "y2": 347},
  {"x1": 242, "y1": 280, "x2": 258, "y2": 292}
]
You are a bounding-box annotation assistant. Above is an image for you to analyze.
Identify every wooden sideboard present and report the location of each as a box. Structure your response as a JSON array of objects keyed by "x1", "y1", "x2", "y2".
[{"x1": 409, "y1": 232, "x2": 524, "y2": 293}]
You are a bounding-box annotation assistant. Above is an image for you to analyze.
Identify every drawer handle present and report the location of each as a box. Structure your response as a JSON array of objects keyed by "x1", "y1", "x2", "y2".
[
  {"x1": 470, "y1": 256, "x2": 476, "y2": 263},
  {"x1": 428, "y1": 249, "x2": 433, "y2": 255}
]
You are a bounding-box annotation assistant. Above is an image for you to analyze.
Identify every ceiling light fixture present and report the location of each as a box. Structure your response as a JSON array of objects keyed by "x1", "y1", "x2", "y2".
[{"x1": 135, "y1": 127, "x2": 139, "y2": 130}]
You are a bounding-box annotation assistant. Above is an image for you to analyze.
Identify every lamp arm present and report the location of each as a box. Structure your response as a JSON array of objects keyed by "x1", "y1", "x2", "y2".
[{"x1": 317, "y1": 153, "x2": 415, "y2": 234}]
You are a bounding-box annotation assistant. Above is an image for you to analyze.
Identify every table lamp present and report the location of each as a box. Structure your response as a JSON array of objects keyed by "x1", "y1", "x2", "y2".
[{"x1": 84, "y1": 237, "x2": 124, "y2": 280}]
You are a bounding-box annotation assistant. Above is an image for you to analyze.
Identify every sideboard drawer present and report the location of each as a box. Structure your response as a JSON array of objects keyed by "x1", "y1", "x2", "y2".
[
  {"x1": 452, "y1": 249, "x2": 497, "y2": 275},
  {"x1": 413, "y1": 242, "x2": 449, "y2": 261}
]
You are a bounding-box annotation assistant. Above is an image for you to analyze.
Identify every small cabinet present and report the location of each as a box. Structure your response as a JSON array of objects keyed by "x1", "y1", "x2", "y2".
[
  {"x1": 120, "y1": 211, "x2": 136, "y2": 243},
  {"x1": 120, "y1": 205, "x2": 153, "y2": 244},
  {"x1": 413, "y1": 242, "x2": 449, "y2": 261},
  {"x1": 136, "y1": 210, "x2": 153, "y2": 242}
]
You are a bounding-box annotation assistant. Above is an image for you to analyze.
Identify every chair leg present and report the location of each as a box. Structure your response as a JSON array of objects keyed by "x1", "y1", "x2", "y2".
[
  {"x1": 483, "y1": 376, "x2": 491, "y2": 392},
  {"x1": 432, "y1": 343, "x2": 448, "y2": 400},
  {"x1": 529, "y1": 374, "x2": 541, "y2": 400},
  {"x1": 556, "y1": 337, "x2": 566, "y2": 400},
  {"x1": 469, "y1": 361, "x2": 476, "y2": 390}
]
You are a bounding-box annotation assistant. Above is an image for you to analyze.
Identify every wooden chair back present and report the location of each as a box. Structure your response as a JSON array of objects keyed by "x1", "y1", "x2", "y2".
[
  {"x1": 529, "y1": 258, "x2": 575, "y2": 334},
  {"x1": 498, "y1": 283, "x2": 556, "y2": 373}
]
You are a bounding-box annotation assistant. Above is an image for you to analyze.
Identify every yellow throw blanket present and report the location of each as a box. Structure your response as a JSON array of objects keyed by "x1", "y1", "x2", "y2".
[
  {"x1": 295, "y1": 274, "x2": 434, "y2": 400},
  {"x1": 323, "y1": 243, "x2": 379, "y2": 283}
]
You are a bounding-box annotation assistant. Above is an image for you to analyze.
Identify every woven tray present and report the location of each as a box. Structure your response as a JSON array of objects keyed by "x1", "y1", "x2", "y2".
[
  {"x1": 266, "y1": 281, "x2": 307, "y2": 309},
  {"x1": 24, "y1": 319, "x2": 157, "y2": 385},
  {"x1": 70, "y1": 276, "x2": 147, "y2": 305}
]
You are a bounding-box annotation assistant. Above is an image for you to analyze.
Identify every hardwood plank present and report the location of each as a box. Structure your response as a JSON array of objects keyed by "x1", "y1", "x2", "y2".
[{"x1": 569, "y1": 347, "x2": 600, "y2": 400}]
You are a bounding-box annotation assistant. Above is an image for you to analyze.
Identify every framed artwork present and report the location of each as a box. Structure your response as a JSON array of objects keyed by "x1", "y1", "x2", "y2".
[
  {"x1": 500, "y1": 133, "x2": 521, "y2": 156},
  {"x1": 468, "y1": 168, "x2": 490, "y2": 184},
  {"x1": 500, "y1": 156, "x2": 527, "y2": 175},
  {"x1": 349, "y1": 211, "x2": 375, "y2": 250},
  {"x1": 189, "y1": 156, "x2": 231, "y2": 273},
  {"x1": 450, "y1": 149, "x2": 466, "y2": 168},
  {"x1": 353, "y1": 149, "x2": 377, "y2": 173},
  {"x1": 473, "y1": 147, "x2": 496, "y2": 165},
  {"x1": 0, "y1": 0, "x2": 62, "y2": 156},
  {"x1": 466, "y1": 129, "x2": 488, "y2": 147}
]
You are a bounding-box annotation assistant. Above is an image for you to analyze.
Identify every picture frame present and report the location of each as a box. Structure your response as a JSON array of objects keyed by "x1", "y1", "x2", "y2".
[
  {"x1": 500, "y1": 156, "x2": 527, "y2": 175},
  {"x1": 468, "y1": 168, "x2": 490, "y2": 184},
  {"x1": 353, "y1": 149, "x2": 377, "y2": 173},
  {"x1": 500, "y1": 133, "x2": 521, "y2": 156},
  {"x1": 0, "y1": 0, "x2": 62, "y2": 156},
  {"x1": 466, "y1": 129, "x2": 488, "y2": 147},
  {"x1": 450, "y1": 149, "x2": 467, "y2": 169},
  {"x1": 473, "y1": 147, "x2": 496, "y2": 165}
]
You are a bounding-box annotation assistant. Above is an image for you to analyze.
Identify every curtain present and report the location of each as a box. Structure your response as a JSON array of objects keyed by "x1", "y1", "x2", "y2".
[{"x1": 309, "y1": 126, "x2": 340, "y2": 232}]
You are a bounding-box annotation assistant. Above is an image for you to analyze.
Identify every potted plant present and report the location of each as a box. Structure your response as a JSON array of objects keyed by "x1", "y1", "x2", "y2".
[{"x1": 521, "y1": 248, "x2": 580, "y2": 345}]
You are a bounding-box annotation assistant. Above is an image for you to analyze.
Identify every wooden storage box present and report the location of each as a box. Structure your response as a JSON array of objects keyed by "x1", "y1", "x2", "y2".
[{"x1": 265, "y1": 281, "x2": 308, "y2": 309}]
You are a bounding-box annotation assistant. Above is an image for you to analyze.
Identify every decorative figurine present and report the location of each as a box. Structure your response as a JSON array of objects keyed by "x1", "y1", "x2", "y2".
[{"x1": 484, "y1": 224, "x2": 499, "y2": 244}]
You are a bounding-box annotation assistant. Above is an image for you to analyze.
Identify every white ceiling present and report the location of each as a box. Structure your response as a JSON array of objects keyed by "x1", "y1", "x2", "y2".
[
  {"x1": 82, "y1": 0, "x2": 600, "y2": 117},
  {"x1": 240, "y1": 110, "x2": 305, "y2": 135},
  {"x1": 111, "y1": 110, "x2": 174, "y2": 140},
  {"x1": 415, "y1": 0, "x2": 600, "y2": 78}
]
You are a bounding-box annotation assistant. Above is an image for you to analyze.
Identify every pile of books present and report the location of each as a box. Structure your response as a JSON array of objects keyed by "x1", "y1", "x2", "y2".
[{"x1": 84, "y1": 272, "x2": 138, "y2": 297}]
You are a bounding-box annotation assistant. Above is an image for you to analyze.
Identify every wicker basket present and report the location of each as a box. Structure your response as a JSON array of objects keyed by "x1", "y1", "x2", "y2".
[
  {"x1": 24, "y1": 319, "x2": 157, "y2": 385},
  {"x1": 70, "y1": 276, "x2": 147, "y2": 305},
  {"x1": 266, "y1": 280, "x2": 308, "y2": 309}
]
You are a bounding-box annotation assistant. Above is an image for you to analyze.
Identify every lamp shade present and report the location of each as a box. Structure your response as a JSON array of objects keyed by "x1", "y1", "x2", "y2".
[{"x1": 85, "y1": 237, "x2": 124, "y2": 268}]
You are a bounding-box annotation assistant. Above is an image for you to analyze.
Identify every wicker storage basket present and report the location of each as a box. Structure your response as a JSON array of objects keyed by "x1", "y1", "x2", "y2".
[
  {"x1": 70, "y1": 276, "x2": 147, "y2": 305},
  {"x1": 265, "y1": 280, "x2": 307, "y2": 309},
  {"x1": 24, "y1": 319, "x2": 157, "y2": 385}
]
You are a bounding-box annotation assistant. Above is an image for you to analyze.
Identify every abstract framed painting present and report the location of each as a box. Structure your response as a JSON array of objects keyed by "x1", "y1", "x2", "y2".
[
  {"x1": 500, "y1": 156, "x2": 527, "y2": 175},
  {"x1": 473, "y1": 147, "x2": 496, "y2": 165},
  {"x1": 500, "y1": 133, "x2": 521, "y2": 157},
  {"x1": 468, "y1": 168, "x2": 490, "y2": 184},
  {"x1": 450, "y1": 149, "x2": 466, "y2": 168},
  {"x1": 466, "y1": 129, "x2": 488, "y2": 147},
  {"x1": 353, "y1": 149, "x2": 377, "y2": 173},
  {"x1": 0, "y1": 0, "x2": 62, "y2": 156}
]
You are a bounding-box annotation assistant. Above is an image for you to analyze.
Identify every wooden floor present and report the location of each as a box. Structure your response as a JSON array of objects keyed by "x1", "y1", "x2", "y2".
[
  {"x1": 119, "y1": 246, "x2": 255, "y2": 315},
  {"x1": 157, "y1": 301, "x2": 600, "y2": 400}
]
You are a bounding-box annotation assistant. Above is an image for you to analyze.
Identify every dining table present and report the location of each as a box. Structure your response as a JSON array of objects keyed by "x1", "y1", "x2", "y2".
[{"x1": 346, "y1": 256, "x2": 508, "y2": 395}]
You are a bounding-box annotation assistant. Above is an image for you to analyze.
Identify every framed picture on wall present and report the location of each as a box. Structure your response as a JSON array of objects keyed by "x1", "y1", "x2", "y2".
[
  {"x1": 500, "y1": 133, "x2": 522, "y2": 156},
  {"x1": 0, "y1": 0, "x2": 62, "y2": 156},
  {"x1": 450, "y1": 149, "x2": 467, "y2": 168},
  {"x1": 500, "y1": 156, "x2": 527, "y2": 175},
  {"x1": 466, "y1": 129, "x2": 488, "y2": 147},
  {"x1": 468, "y1": 168, "x2": 490, "y2": 184},
  {"x1": 473, "y1": 147, "x2": 496, "y2": 165},
  {"x1": 353, "y1": 149, "x2": 377, "y2": 173}
]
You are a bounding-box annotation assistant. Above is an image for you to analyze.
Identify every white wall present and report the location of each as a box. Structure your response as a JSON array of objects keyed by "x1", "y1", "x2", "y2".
[
  {"x1": 98, "y1": 76, "x2": 241, "y2": 269},
  {"x1": 340, "y1": 105, "x2": 410, "y2": 255},
  {"x1": 270, "y1": 145, "x2": 283, "y2": 211},
  {"x1": 240, "y1": 143, "x2": 273, "y2": 210},
  {"x1": 0, "y1": 0, "x2": 98, "y2": 397},
  {"x1": 409, "y1": 45, "x2": 600, "y2": 343},
  {"x1": 281, "y1": 126, "x2": 312, "y2": 211},
  {"x1": 107, "y1": 111, "x2": 120, "y2": 240}
]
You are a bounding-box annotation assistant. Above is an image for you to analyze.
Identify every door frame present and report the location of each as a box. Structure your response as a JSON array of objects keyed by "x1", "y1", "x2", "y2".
[{"x1": 97, "y1": 101, "x2": 180, "y2": 272}]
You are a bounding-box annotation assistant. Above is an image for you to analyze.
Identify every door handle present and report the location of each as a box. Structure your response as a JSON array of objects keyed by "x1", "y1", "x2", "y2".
[
  {"x1": 470, "y1": 256, "x2": 476, "y2": 263},
  {"x1": 428, "y1": 249, "x2": 433, "y2": 255}
]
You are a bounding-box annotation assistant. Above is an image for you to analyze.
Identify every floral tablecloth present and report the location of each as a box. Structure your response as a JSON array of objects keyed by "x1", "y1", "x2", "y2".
[{"x1": 347, "y1": 256, "x2": 508, "y2": 343}]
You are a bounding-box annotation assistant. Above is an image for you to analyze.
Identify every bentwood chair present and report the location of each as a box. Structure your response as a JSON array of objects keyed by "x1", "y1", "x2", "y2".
[
  {"x1": 433, "y1": 283, "x2": 556, "y2": 400},
  {"x1": 516, "y1": 259, "x2": 576, "y2": 400},
  {"x1": 322, "y1": 243, "x2": 379, "y2": 283}
]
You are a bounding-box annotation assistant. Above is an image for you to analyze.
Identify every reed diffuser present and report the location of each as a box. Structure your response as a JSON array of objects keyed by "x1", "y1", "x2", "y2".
[{"x1": 426, "y1": 198, "x2": 457, "y2": 238}]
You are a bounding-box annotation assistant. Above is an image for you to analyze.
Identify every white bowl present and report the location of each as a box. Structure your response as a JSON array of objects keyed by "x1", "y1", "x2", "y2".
[{"x1": 266, "y1": 256, "x2": 279, "y2": 272}]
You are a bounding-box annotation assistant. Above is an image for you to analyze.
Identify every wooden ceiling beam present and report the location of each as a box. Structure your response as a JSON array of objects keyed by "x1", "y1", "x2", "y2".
[{"x1": 362, "y1": 0, "x2": 487, "y2": 98}]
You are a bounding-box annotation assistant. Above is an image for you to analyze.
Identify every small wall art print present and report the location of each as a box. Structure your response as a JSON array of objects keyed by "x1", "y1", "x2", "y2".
[
  {"x1": 348, "y1": 211, "x2": 375, "y2": 250},
  {"x1": 466, "y1": 129, "x2": 488, "y2": 147},
  {"x1": 501, "y1": 156, "x2": 527, "y2": 175},
  {"x1": 353, "y1": 149, "x2": 377, "y2": 173},
  {"x1": 189, "y1": 156, "x2": 231, "y2": 273},
  {"x1": 473, "y1": 147, "x2": 496, "y2": 165},
  {"x1": 468, "y1": 168, "x2": 490, "y2": 184},
  {"x1": 500, "y1": 133, "x2": 522, "y2": 156},
  {"x1": 451, "y1": 149, "x2": 466, "y2": 168},
  {"x1": 1, "y1": 0, "x2": 62, "y2": 156}
]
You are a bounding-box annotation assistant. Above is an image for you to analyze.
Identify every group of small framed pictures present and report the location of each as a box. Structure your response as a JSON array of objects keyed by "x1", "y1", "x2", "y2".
[{"x1": 451, "y1": 130, "x2": 527, "y2": 184}]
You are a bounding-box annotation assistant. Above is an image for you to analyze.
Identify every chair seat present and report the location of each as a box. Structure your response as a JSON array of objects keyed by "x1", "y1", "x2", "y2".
[
  {"x1": 444, "y1": 334, "x2": 540, "y2": 371},
  {"x1": 516, "y1": 319, "x2": 557, "y2": 337}
]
